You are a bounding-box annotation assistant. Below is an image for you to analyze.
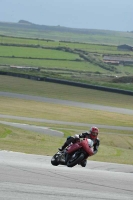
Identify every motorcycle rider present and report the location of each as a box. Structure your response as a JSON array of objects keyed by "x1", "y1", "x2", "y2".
[{"x1": 58, "y1": 126, "x2": 100, "y2": 167}]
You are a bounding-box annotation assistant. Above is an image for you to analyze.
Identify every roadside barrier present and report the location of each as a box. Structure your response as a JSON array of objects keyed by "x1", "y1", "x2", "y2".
[{"x1": 0, "y1": 71, "x2": 133, "y2": 96}]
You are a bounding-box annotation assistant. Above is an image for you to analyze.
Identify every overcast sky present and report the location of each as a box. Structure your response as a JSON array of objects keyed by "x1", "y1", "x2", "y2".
[{"x1": 0, "y1": 0, "x2": 133, "y2": 32}]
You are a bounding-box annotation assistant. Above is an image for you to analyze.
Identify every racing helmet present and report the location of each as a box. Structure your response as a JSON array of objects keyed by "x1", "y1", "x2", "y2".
[{"x1": 90, "y1": 126, "x2": 99, "y2": 139}]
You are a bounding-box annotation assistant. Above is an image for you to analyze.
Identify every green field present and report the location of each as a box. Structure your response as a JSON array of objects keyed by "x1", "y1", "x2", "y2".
[
  {"x1": 0, "y1": 35, "x2": 133, "y2": 92},
  {"x1": 0, "y1": 46, "x2": 81, "y2": 60},
  {"x1": 1, "y1": 35, "x2": 133, "y2": 55},
  {"x1": 0, "y1": 76, "x2": 133, "y2": 164},
  {"x1": 1, "y1": 22, "x2": 133, "y2": 45},
  {"x1": 0, "y1": 35, "x2": 121, "y2": 53}
]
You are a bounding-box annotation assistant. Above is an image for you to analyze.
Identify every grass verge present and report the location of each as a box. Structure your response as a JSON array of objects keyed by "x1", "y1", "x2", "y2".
[
  {"x1": 0, "y1": 76, "x2": 133, "y2": 109},
  {"x1": 0, "y1": 124, "x2": 133, "y2": 165},
  {"x1": 1, "y1": 96, "x2": 133, "y2": 127}
]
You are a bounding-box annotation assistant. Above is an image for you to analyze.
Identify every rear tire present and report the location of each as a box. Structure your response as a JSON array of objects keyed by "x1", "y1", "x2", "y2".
[{"x1": 67, "y1": 153, "x2": 84, "y2": 167}]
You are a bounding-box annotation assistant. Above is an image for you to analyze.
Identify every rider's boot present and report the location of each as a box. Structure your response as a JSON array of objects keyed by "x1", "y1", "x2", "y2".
[
  {"x1": 80, "y1": 159, "x2": 87, "y2": 167},
  {"x1": 58, "y1": 142, "x2": 68, "y2": 151}
]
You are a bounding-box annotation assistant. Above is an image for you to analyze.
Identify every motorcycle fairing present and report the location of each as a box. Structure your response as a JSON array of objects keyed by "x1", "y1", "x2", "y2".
[
  {"x1": 80, "y1": 139, "x2": 93, "y2": 156},
  {"x1": 67, "y1": 142, "x2": 82, "y2": 154}
]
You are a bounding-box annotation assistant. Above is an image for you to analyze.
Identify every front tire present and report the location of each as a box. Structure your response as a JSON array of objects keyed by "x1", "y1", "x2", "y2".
[
  {"x1": 51, "y1": 155, "x2": 59, "y2": 166},
  {"x1": 67, "y1": 153, "x2": 84, "y2": 167}
]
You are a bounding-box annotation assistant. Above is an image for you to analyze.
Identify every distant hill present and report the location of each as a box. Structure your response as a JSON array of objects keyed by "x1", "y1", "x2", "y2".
[
  {"x1": 0, "y1": 20, "x2": 120, "y2": 35},
  {"x1": 18, "y1": 20, "x2": 33, "y2": 25},
  {"x1": 0, "y1": 20, "x2": 133, "y2": 45}
]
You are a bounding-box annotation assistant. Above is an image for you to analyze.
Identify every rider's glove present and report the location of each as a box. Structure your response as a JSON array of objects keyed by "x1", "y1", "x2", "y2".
[
  {"x1": 74, "y1": 134, "x2": 80, "y2": 143},
  {"x1": 74, "y1": 134, "x2": 79, "y2": 139}
]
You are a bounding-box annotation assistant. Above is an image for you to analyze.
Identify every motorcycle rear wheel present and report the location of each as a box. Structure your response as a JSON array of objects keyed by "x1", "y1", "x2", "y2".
[{"x1": 67, "y1": 153, "x2": 84, "y2": 167}]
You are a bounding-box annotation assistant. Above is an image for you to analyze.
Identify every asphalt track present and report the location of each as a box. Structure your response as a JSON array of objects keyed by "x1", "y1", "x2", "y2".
[
  {"x1": 0, "y1": 91, "x2": 133, "y2": 199},
  {"x1": 0, "y1": 151, "x2": 133, "y2": 200},
  {"x1": 0, "y1": 120, "x2": 64, "y2": 137}
]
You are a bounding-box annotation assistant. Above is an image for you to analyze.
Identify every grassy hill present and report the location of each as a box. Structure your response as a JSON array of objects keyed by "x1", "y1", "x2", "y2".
[{"x1": 1, "y1": 20, "x2": 133, "y2": 45}]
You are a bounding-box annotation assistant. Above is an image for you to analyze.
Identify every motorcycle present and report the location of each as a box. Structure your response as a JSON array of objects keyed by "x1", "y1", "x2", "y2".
[{"x1": 51, "y1": 138, "x2": 94, "y2": 167}]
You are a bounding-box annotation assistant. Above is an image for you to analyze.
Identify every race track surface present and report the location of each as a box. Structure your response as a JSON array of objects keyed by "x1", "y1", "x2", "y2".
[{"x1": 0, "y1": 151, "x2": 133, "y2": 200}]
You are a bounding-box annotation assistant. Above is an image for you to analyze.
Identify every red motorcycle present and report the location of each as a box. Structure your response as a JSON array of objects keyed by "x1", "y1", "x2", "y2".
[{"x1": 51, "y1": 138, "x2": 94, "y2": 167}]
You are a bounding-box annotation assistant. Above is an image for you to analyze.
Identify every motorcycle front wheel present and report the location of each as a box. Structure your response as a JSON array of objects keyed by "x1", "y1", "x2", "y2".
[
  {"x1": 51, "y1": 154, "x2": 59, "y2": 166},
  {"x1": 67, "y1": 153, "x2": 84, "y2": 167}
]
